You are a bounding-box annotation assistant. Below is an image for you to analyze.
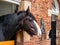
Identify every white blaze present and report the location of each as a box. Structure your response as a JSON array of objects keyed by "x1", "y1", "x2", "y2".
[{"x1": 33, "y1": 20, "x2": 42, "y2": 37}]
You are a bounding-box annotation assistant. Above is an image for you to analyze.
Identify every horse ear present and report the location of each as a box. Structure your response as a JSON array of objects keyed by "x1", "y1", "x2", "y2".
[{"x1": 26, "y1": 6, "x2": 30, "y2": 13}]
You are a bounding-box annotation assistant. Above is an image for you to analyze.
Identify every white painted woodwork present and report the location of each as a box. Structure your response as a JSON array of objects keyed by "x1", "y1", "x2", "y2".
[
  {"x1": 0, "y1": 0, "x2": 21, "y2": 5},
  {"x1": 0, "y1": 1, "x2": 17, "y2": 16},
  {"x1": 18, "y1": 1, "x2": 31, "y2": 11}
]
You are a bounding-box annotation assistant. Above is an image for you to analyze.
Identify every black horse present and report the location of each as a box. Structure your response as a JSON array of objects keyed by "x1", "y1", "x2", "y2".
[{"x1": 0, "y1": 7, "x2": 42, "y2": 41}]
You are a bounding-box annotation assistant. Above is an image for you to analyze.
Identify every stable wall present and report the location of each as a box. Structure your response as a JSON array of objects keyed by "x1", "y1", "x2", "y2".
[{"x1": 0, "y1": 1, "x2": 16, "y2": 16}]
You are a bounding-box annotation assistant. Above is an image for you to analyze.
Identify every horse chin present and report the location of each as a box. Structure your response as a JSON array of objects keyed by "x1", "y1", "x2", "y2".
[{"x1": 33, "y1": 20, "x2": 42, "y2": 37}]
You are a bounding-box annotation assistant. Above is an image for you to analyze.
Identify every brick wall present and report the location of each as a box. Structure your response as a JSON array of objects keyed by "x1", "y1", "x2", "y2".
[{"x1": 17, "y1": 0, "x2": 52, "y2": 45}]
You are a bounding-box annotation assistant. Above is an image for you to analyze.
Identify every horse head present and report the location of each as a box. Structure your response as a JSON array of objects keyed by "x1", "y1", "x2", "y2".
[{"x1": 17, "y1": 7, "x2": 42, "y2": 36}]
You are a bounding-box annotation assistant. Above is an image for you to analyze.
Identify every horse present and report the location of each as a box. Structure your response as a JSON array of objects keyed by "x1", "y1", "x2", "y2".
[{"x1": 0, "y1": 7, "x2": 42, "y2": 41}]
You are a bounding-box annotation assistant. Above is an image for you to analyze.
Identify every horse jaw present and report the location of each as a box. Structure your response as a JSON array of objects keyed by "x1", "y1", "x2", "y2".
[{"x1": 33, "y1": 20, "x2": 42, "y2": 37}]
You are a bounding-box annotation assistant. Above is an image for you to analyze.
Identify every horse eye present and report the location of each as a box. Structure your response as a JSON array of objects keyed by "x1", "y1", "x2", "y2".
[{"x1": 29, "y1": 19, "x2": 33, "y2": 21}]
